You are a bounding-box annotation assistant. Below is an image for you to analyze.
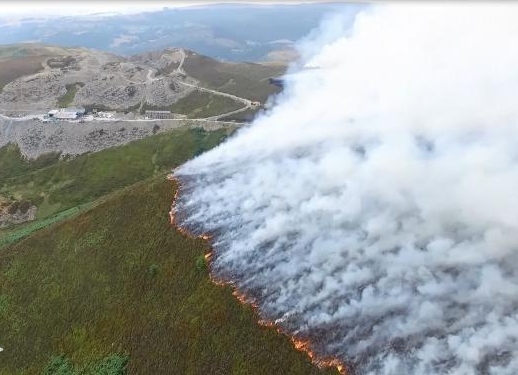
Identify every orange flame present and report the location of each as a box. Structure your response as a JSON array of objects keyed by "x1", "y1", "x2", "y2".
[{"x1": 168, "y1": 175, "x2": 348, "y2": 375}]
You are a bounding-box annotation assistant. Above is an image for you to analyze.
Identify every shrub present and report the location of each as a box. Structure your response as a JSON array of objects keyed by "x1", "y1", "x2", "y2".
[
  {"x1": 42, "y1": 355, "x2": 75, "y2": 375},
  {"x1": 90, "y1": 354, "x2": 129, "y2": 375},
  {"x1": 42, "y1": 354, "x2": 128, "y2": 375},
  {"x1": 148, "y1": 264, "x2": 159, "y2": 277},
  {"x1": 195, "y1": 255, "x2": 207, "y2": 272}
]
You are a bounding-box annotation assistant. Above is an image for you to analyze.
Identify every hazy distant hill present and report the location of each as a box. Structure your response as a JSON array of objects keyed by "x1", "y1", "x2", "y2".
[{"x1": 0, "y1": 3, "x2": 364, "y2": 62}]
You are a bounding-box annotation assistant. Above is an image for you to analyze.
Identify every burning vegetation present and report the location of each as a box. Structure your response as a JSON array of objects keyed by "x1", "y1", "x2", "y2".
[
  {"x1": 169, "y1": 174, "x2": 349, "y2": 375},
  {"x1": 168, "y1": 4, "x2": 518, "y2": 375}
]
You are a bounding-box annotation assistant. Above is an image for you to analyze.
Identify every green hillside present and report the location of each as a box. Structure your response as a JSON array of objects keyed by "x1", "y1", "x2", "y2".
[
  {"x1": 142, "y1": 91, "x2": 243, "y2": 118},
  {"x1": 0, "y1": 128, "x2": 229, "y2": 248},
  {"x1": 183, "y1": 51, "x2": 285, "y2": 103},
  {"x1": 0, "y1": 130, "x2": 337, "y2": 375}
]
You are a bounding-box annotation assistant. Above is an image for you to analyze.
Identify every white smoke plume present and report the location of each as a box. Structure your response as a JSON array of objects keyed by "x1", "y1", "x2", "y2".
[{"x1": 174, "y1": 4, "x2": 518, "y2": 374}]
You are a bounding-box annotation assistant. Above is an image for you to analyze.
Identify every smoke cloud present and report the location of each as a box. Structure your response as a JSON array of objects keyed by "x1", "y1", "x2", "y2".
[{"x1": 174, "y1": 4, "x2": 518, "y2": 374}]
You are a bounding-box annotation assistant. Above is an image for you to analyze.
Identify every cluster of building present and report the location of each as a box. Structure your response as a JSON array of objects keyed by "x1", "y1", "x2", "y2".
[
  {"x1": 145, "y1": 110, "x2": 175, "y2": 119},
  {"x1": 45, "y1": 107, "x2": 86, "y2": 121}
]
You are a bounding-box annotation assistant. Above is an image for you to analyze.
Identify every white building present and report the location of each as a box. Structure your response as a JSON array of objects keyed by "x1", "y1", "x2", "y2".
[
  {"x1": 145, "y1": 110, "x2": 173, "y2": 119},
  {"x1": 47, "y1": 107, "x2": 86, "y2": 120}
]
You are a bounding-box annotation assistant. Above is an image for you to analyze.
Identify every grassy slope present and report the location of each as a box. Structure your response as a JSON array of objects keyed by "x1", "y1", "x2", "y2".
[
  {"x1": 220, "y1": 107, "x2": 262, "y2": 123},
  {"x1": 0, "y1": 128, "x2": 227, "y2": 227},
  {"x1": 177, "y1": 91, "x2": 244, "y2": 119},
  {"x1": 57, "y1": 82, "x2": 85, "y2": 107},
  {"x1": 143, "y1": 90, "x2": 243, "y2": 118},
  {"x1": 0, "y1": 143, "x2": 61, "y2": 182},
  {"x1": 183, "y1": 52, "x2": 285, "y2": 103},
  {"x1": 0, "y1": 172, "x2": 337, "y2": 375},
  {"x1": 0, "y1": 57, "x2": 46, "y2": 92}
]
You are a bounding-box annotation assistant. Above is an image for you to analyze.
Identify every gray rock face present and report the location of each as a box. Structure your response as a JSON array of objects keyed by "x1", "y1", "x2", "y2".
[
  {"x1": 0, "y1": 48, "x2": 192, "y2": 112},
  {"x1": 0, "y1": 117, "x2": 235, "y2": 159},
  {"x1": 145, "y1": 78, "x2": 184, "y2": 108},
  {"x1": 0, "y1": 71, "x2": 65, "y2": 107},
  {"x1": 0, "y1": 201, "x2": 37, "y2": 228},
  {"x1": 75, "y1": 81, "x2": 143, "y2": 109}
]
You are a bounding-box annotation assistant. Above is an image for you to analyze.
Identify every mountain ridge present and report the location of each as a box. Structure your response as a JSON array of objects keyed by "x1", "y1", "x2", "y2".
[{"x1": 0, "y1": 43, "x2": 286, "y2": 113}]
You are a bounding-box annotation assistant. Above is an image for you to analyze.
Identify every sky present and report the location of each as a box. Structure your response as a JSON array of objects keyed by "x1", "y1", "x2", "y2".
[{"x1": 0, "y1": 1, "x2": 353, "y2": 20}]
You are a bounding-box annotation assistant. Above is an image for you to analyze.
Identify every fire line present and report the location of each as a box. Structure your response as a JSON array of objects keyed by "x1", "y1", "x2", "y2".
[{"x1": 167, "y1": 174, "x2": 349, "y2": 375}]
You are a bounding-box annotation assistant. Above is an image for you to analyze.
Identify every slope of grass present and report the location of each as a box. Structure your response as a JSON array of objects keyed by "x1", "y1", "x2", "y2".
[
  {"x1": 0, "y1": 202, "x2": 92, "y2": 249},
  {"x1": 220, "y1": 106, "x2": 262, "y2": 123},
  {"x1": 57, "y1": 82, "x2": 85, "y2": 107},
  {"x1": 190, "y1": 92, "x2": 244, "y2": 118},
  {"x1": 0, "y1": 128, "x2": 229, "y2": 246},
  {"x1": 0, "y1": 143, "x2": 61, "y2": 182},
  {"x1": 183, "y1": 52, "x2": 285, "y2": 102},
  {"x1": 0, "y1": 177, "x2": 337, "y2": 375},
  {"x1": 143, "y1": 90, "x2": 243, "y2": 118},
  {"x1": 0, "y1": 57, "x2": 46, "y2": 92}
]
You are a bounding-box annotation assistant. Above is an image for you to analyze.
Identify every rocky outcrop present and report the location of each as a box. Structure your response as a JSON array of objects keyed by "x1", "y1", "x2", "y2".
[
  {"x1": 75, "y1": 81, "x2": 143, "y2": 110},
  {"x1": 145, "y1": 77, "x2": 185, "y2": 108},
  {"x1": 0, "y1": 200, "x2": 38, "y2": 228},
  {"x1": 0, "y1": 47, "x2": 195, "y2": 112},
  {"x1": 0, "y1": 71, "x2": 65, "y2": 107},
  {"x1": 0, "y1": 117, "x2": 235, "y2": 159}
]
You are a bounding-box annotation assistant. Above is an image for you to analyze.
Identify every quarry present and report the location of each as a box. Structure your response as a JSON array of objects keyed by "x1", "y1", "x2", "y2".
[
  {"x1": 0, "y1": 45, "x2": 284, "y2": 158},
  {"x1": 0, "y1": 47, "x2": 192, "y2": 112}
]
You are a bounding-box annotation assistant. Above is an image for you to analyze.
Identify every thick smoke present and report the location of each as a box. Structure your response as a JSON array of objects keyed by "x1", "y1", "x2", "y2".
[{"x1": 174, "y1": 4, "x2": 518, "y2": 374}]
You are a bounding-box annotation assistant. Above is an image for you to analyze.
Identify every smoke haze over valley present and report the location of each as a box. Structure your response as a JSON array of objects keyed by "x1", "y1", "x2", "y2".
[{"x1": 174, "y1": 4, "x2": 518, "y2": 374}]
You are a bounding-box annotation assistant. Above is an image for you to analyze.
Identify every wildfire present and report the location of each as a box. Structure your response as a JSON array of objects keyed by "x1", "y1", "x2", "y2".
[
  {"x1": 167, "y1": 174, "x2": 349, "y2": 375},
  {"x1": 291, "y1": 337, "x2": 347, "y2": 374}
]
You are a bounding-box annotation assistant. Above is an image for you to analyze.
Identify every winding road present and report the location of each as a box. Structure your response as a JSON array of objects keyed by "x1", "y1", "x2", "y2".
[{"x1": 143, "y1": 48, "x2": 254, "y2": 120}]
